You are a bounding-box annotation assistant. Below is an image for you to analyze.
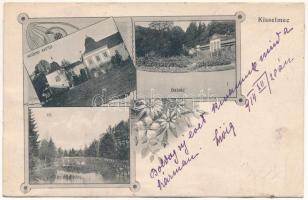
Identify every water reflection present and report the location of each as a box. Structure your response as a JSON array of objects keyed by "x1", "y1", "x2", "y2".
[
  {"x1": 33, "y1": 157, "x2": 130, "y2": 184},
  {"x1": 55, "y1": 170, "x2": 104, "y2": 183}
]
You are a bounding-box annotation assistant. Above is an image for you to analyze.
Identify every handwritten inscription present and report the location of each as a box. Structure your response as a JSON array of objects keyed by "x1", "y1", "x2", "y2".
[
  {"x1": 245, "y1": 57, "x2": 294, "y2": 112},
  {"x1": 149, "y1": 26, "x2": 295, "y2": 191},
  {"x1": 156, "y1": 152, "x2": 199, "y2": 190},
  {"x1": 269, "y1": 57, "x2": 295, "y2": 81},
  {"x1": 150, "y1": 113, "x2": 206, "y2": 190},
  {"x1": 213, "y1": 122, "x2": 236, "y2": 146},
  {"x1": 212, "y1": 26, "x2": 293, "y2": 114},
  {"x1": 260, "y1": 27, "x2": 293, "y2": 62},
  {"x1": 245, "y1": 72, "x2": 272, "y2": 112}
]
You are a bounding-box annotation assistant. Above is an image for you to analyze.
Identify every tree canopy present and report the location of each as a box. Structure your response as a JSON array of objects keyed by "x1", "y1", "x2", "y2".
[{"x1": 135, "y1": 20, "x2": 235, "y2": 57}]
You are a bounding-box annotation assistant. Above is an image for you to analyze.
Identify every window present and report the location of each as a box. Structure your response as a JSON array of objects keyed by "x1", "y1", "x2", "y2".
[
  {"x1": 95, "y1": 55, "x2": 101, "y2": 62},
  {"x1": 103, "y1": 52, "x2": 108, "y2": 57},
  {"x1": 55, "y1": 75, "x2": 61, "y2": 82}
]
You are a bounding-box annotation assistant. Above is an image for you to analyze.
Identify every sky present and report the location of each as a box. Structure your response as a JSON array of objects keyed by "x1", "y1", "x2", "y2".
[
  {"x1": 24, "y1": 18, "x2": 119, "y2": 75},
  {"x1": 31, "y1": 107, "x2": 129, "y2": 150},
  {"x1": 136, "y1": 20, "x2": 211, "y2": 32}
]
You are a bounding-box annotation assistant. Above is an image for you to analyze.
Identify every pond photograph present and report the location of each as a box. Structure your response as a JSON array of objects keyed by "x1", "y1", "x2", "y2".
[{"x1": 28, "y1": 107, "x2": 130, "y2": 184}]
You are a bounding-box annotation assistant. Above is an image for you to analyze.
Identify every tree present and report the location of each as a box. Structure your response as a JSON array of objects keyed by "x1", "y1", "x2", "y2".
[
  {"x1": 29, "y1": 109, "x2": 40, "y2": 180},
  {"x1": 47, "y1": 138, "x2": 57, "y2": 163},
  {"x1": 149, "y1": 21, "x2": 174, "y2": 31},
  {"x1": 185, "y1": 22, "x2": 199, "y2": 46},
  {"x1": 32, "y1": 72, "x2": 49, "y2": 102},
  {"x1": 76, "y1": 149, "x2": 83, "y2": 157},
  {"x1": 34, "y1": 60, "x2": 50, "y2": 75},
  {"x1": 63, "y1": 149, "x2": 68, "y2": 157},
  {"x1": 39, "y1": 139, "x2": 49, "y2": 164},
  {"x1": 111, "y1": 51, "x2": 123, "y2": 67},
  {"x1": 99, "y1": 133, "x2": 115, "y2": 159},
  {"x1": 168, "y1": 26, "x2": 185, "y2": 56},
  {"x1": 57, "y1": 147, "x2": 64, "y2": 157},
  {"x1": 114, "y1": 121, "x2": 130, "y2": 160},
  {"x1": 84, "y1": 140, "x2": 99, "y2": 157},
  {"x1": 206, "y1": 21, "x2": 235, "y2": 37},
  {"x1": 38, "y1": 138, "x2": 56, "y2": 165}
]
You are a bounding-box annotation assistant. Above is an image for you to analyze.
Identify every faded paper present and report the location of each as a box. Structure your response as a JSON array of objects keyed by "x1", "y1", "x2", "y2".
[{"x1": 3, "y1": 3, "x2": 304, "y2": 197}]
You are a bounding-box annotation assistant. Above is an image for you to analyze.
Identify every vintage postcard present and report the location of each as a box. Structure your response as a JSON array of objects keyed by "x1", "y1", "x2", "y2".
[{"x1": 3, "y1": 3, "x2": 304, "y2": 197}]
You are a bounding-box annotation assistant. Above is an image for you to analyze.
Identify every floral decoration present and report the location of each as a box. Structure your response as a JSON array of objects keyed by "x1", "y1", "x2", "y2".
[{"x1": 132, "y1": 99, "x2": 206, "y2": 161}]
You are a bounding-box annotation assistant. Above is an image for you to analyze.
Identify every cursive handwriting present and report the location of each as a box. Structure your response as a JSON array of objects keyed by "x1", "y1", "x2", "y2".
[
  {"x1": 211, "y1": 27, "x2": 293, "y2": 114},
  {"x1": 156, "y1": 152, "x2": 199, "y2": 190},
  {"x1": 150, "y1": 112, "x2": 207, "y2": 189},
  {"x1": 259, "y1": 27, "x2": 293, "y2": 62},
  {"x1": 149, "y1": 27, "x2": 295, "y2": 191},
  {"x1": 245, "y1": 57, "x2": 295, "y2": 112},
  {"x1": 269, "y1": 57, "x2": 295, "y2": 81},
  {"x1": 188, "y1": 112, "x2": 207, "y2": 139},
  {"x1": 211, "y1": 63, "x2": 257, "y2": 113},
  {"x1": 213, "y1": 122, "x2": 236, "y2": 146},
  {"x1": 150, "y1": 149, "x2": 179, "y2": 178}
]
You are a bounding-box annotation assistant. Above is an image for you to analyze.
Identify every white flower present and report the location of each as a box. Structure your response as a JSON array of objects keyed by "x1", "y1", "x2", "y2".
[
  {"x1": 133, "y1": 99, "x2": 163, "y2": 120},
  {"x1": 156, "y1": 109, "x2": 178, "y2": 138}
]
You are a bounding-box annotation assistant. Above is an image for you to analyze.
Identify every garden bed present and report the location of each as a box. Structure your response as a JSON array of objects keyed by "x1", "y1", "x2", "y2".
[{"x1": 136, "y1": 50, "x2": 235, "y2": 73}]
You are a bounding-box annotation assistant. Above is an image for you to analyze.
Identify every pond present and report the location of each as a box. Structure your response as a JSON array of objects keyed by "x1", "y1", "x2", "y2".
[
  {"x1": 32, "y1": 157, "x2": 130, "y2": 184},
  {"x1": 54, "y1": 170, "x2": 104, "y2": 184}
]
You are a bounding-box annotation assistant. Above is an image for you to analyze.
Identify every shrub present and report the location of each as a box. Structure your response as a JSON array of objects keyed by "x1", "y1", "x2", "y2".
[
  {"x1": 111, "y1": 51, "x2": 123, "y2": 66},
  {"x1": 136, "y1": 55, "x2": 190, "y2": 68},
  {"x1": 196, "y1": 50, "x2": 232, "y2": 68}
]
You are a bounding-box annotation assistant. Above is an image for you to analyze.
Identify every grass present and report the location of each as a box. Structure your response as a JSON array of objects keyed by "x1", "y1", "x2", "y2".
[
  {"x1": 44, "y1": 62, "x2": 136, "y2": 107},
  {"x1": 31, "y1": 166, "x2": 57, "y2": 183}
]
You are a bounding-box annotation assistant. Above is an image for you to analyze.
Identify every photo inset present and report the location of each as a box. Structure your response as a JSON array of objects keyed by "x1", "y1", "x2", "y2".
[
  {"x1": 24, "y1": 18, "x2": 136, "y2": 107},
  {"x1": 28, "y1": 107, "x2": 130, "y2": 184},
  {"x1": 135, "y1": 19, "x2": 237, "y2": 99}
]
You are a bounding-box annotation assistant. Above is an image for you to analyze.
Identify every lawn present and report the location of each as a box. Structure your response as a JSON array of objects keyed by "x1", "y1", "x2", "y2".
[{"x1": 45, "y1": 63, "x2": 136, "y2": 107}]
